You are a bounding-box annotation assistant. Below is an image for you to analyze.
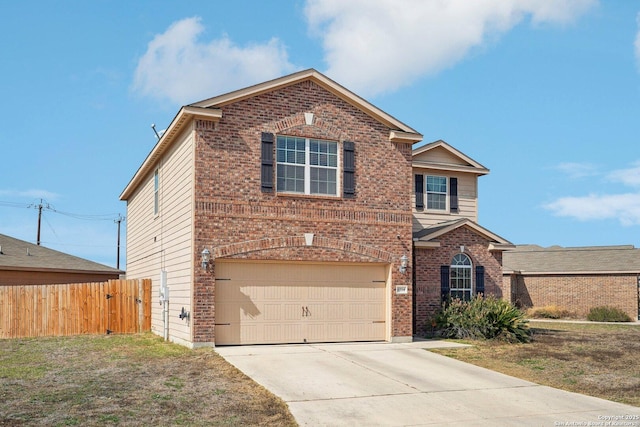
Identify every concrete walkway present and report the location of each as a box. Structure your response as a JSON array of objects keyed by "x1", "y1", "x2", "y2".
[{"x1": 216, "y1": 340, "x2": 640, "y2": 426}]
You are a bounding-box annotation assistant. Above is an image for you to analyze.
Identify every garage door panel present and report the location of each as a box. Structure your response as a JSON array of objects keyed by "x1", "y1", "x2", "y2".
[
  {"x1": 284, "y1": 303, "x2": 301, "y2": 320},
  {"x1": 263, "y1": 303, "x2": 282, "y2": 320},
  {"x1": 215, "y1": 262, "x2": 388, "y2": 345}
]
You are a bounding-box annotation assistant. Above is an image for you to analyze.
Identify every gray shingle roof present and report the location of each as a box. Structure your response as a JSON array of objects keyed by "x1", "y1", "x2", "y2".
[
  {"x1": 503, "y1": 244, "x2": 640, "y2": 274},
  {"x1": 0, "y1": 233, "x2": 123, "y2": 274}
]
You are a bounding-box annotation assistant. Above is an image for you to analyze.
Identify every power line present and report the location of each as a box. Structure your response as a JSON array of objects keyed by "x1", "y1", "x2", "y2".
[
  {"x1": 1, "y1": 199, "x2": 126, "y2": 267},
  {"x1": 1, "y1": 199, "x2": 121, "y2": 221}
]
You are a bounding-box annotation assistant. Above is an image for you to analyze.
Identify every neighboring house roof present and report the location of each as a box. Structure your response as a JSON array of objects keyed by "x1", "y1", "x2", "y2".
[
  {"x1": 120, "y1": 68, "x2": 423, "y2": 201},
  {"x1": 412, "y1": 140, "x2": 490, "y2": 175},
  {"x1": 0, "y1": 233, "x2": 123, "y2": 274},
  {"x1": 413, "y1": 218, "x2": 514, "y2": 250},
  {"x1": 503, "y1": 244, "x2": 640, "y2": 275}
]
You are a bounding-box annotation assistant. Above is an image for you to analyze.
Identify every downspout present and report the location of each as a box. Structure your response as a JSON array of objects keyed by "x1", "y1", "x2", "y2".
[{"x1": 160, "y1": 269, "x2": 169, "y2": 341}]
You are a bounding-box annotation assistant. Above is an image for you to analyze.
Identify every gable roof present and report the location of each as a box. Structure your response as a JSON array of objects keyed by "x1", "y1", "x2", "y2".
[
  {"x1": 121, "y1": 69, "x2": 422, "y2": 201},
  {"x1": 412, "y1": 140, "x2": 489, "y2": 175},
  {"x1": 0, "y1": 233, "x2": 123, "y2": 274},
  {"x1": 413, "y1": 218, "x2": 514, "y2": 251},
  {"x1": 503, "y1": 244, "x2": 640, "y2": 275},
  {"x1": 191, "y1": 68, "x2": 421, "y2": 135}
]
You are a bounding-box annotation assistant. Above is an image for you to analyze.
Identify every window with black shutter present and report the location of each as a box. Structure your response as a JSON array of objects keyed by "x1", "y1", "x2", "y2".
[
  {"x1": 475, "y1": 265, "x2": 485, "y2": 297},
  {"x1": 450, "y1": 177, "x2": 458, "y2": 213},
  {"x1": 415, "y1": 174, "x2": 424, "y2": 210},
  {"x1": 261, "y1": 132, "x2": 274, "y2": 192},
  {"x1": 440, "y1": 265, "x2": 450, "y2": 303},
  {"x1": 343, "y1": 141, "x2": 355, "y2": 198}
]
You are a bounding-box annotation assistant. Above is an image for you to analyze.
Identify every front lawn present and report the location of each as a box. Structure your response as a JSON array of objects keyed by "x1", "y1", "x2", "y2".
[
  {"x1": 0, "y1": 333, "x2": 296, "y2": 426},
  {"x1": 431, "y1": 321, "x2": 640, "y2": 406}
]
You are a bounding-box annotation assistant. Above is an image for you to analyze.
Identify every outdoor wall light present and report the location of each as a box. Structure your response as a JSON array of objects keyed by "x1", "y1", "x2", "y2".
[
  {"x1": 201, "y1": 248, "x2": 210, "y2": 270},
  {"x1": 399, "y1": 254, "x2": 408, "y2": 274}
]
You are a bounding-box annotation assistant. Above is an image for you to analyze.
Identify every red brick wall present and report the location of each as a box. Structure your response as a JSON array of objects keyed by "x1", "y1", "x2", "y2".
[
  {"x1": 505, "y1": 273, "x2": 638, "y2": 320},
  {"x1": 192, "y1": 80, "x2": 414, "y2": 343},
  {"x1": 414, "y1": 226, "x2": 504, "y2": 336}
]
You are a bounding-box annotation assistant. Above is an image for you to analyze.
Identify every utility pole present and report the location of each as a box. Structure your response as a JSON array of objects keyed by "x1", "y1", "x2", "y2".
[
  {"x1": 35, "y1": 199, "x2": 49, "y2": 246},
  {"x1": 115, "y1": 214, "x2": 124, "y2": 269},
  {"x1": 36, "y1": 201, "x2": 43, "y2": 245}
]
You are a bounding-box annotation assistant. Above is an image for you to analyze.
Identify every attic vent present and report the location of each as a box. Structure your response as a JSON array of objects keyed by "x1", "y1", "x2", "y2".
[{"x1": 0, "y1": 245, "x2": 3, "y2": 254}]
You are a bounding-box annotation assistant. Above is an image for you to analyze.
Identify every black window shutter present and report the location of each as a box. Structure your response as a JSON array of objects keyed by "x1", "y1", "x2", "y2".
[
  {"x1": 475, "y1": 265, "x2": 485, "y2": 297},
  {"x1": 261, "y1": 132, "x2": 274, "y2": 192},
  {"x1": 415, "y1": 174, "x2": 424, "y2": 210},
  {"x1": 450, "y1": 177, "x2": 458, "y2": 213},
  {"x1": 440, "y1": 266, "x2": 450, "y2": 302},
  {"x1": 343, "y1": 141, "x2": 355, "y2": 198}
]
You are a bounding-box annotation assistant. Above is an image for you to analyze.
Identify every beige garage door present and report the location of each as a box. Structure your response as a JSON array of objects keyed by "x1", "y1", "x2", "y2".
[{"x1": 214, "y1": 261, "x2": 388, "y2": 345}]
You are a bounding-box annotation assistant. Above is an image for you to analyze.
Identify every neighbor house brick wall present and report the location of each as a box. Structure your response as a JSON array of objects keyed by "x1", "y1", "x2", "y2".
[
  {"x1": 414, "y1": 226, "x2": 504, "y2": 336},
  {"x1": 0, "y1": 270, "x2": 121, "y2": 286},
  {"x1": 505, "y1": 273, "x2": 639, "y2": 320},
  {"x1": 192, "y1": 80, "x2": 414, "y2": 343}
]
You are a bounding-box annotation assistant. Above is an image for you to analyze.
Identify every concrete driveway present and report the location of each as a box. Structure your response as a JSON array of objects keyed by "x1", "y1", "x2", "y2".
[{"x1": 216, "y1": 340, "x2": 640, "y2": 426}]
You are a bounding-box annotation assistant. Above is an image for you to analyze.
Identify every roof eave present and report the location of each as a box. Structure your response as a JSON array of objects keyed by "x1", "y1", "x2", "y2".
[
  {"x1": 489, "y1": 243, "x2": 517, "y2": 251},
  {"x1": 390, "y1": 130, "x2": 423, "y2": 145},
  {"x1": 120, "y1": 106, "x2": 222, "y2": 201},
  {"x1": 413, "y1": 239, "x2": 441, "y2": 249},
  {"x1": 504, "y1": 270, "x2": 640, "y2": 275},
  {"x1": 0, "y1": 265, "x2": 124, "y2": 275},
  {"x1": 413, "y1": 161, "x2": 490, "y2": 175}
]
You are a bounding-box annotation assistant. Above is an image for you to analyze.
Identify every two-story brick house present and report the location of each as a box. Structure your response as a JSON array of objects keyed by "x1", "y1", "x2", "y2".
[
  {"x1": 121, "y1": 69, "x2": 513, "y2": 347},
  {"x1": 120, "y1": 69, "x2": 422, "y2": 347},
  {"x1": 411, "y1": 140, "x2": 513, "y2": 335}
]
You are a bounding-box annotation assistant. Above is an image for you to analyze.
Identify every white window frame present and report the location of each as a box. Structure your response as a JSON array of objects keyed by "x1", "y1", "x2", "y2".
[
  {"x1": 426, "y1": 175, "x2": 448, "y2": 211},
  {"x1": 450, "y1": 253, "x2": 472, "y2": 301},
  {"x1": 276, "y1": 136, "x2": 340, "y2": 196}
]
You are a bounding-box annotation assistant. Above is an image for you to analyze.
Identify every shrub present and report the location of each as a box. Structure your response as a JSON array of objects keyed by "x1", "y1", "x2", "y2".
[
  {"x1": 587, "y1": 306, "x2": 632, "y2": 322},
  {"x1": 527, "y1": 305, "x2": 575, "y2": 319},
  {"x1": 435, "y1": 296, "x2": 531, "y2": 343}
]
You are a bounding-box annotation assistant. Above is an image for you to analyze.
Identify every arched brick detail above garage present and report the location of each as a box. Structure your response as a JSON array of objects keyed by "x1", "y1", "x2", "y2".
[{"x1": 211, "y1": 235, "x2": 395, "y2": 263}]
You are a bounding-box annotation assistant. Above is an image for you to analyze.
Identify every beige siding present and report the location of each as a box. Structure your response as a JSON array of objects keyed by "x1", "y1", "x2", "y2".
[
  {"x1": 413, "y1": 146, "x2": 468, "y2": 166},
  {"x1": 412, "y1": 169, "x2": 478, "y2": 231},
  {"x1": 125, "y1": 125, "x2": 195, "y2": 344}
]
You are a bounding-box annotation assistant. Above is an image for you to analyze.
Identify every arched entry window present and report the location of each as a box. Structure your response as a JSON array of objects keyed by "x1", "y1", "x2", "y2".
[{"x1": 450, "y1": 253, "x2": 472, "y2": 301}]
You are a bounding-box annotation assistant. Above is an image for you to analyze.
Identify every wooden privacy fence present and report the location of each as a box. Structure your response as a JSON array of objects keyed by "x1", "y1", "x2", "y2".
[{"x1": 0, "y1": 279, "x2": 152, "y2": 339}]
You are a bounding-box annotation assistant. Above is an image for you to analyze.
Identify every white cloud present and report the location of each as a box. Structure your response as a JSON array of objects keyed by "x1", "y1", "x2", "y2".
[
  {"x1": 132, "y1": 17, "x2": 298, "y2": 105},
  {"x1": 608, "y1": 161, "x2": 640, "y2": 187},
  {"x1": 304, "y1": 0, "x2": 597, "y2": 96},
  {"x1": 545, "y1": 193, "x2": 640, "y2": 226},
  {"x1": 545, "y1": 161, "x2": 640, "y2": 225},
  {"x1": 555, "y1": 162, "x2": 598, "y2": 179},
  {"x1": 0, "y1": 189, "x2": 59, "y2": 200}
]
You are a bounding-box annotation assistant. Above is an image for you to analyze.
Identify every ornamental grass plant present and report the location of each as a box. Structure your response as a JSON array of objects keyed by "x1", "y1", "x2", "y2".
[
  {"x1": 435, "y1": 295, "x2": 531, "y2": 343},
  {"x1": 587, "y1": 306, "x2": 632, "y2": 322}
]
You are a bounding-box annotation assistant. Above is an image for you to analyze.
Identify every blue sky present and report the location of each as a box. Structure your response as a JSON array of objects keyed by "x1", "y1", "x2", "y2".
[{"x1": 1, "y1": 0, "x2": 639, "y2": 268}]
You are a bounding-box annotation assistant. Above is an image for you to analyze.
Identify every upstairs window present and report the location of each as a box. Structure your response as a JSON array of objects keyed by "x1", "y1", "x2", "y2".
[
  {"x1": 426, "y1": 175, "x2": 447, "y2": 210},
  {"x1": 276, "y1": 136, "x2": 338, "y2": 196},
  {"x1": 415, "y1": 175, "x2": 458, "y2": 212}
]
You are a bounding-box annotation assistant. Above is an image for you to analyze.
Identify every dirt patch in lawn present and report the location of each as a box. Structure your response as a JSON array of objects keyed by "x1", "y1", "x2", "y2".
[
  {"x1": 0, "y1": 333, "x2": 297, "y2": 426},
  {"x1": 431, "y1": 321, "x2": 640, "y2": 407}
]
